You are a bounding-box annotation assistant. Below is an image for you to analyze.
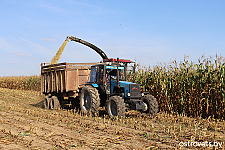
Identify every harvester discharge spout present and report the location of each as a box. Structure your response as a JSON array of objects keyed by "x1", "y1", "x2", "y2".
[{"x1": 66, "y1": 36, "x2": 108, "y2": 60}]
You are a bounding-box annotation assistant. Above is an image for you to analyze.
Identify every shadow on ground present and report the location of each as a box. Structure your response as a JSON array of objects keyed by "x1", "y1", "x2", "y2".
[{"x1": 30, "y1": 100, "x2": 44, "y2": 109}]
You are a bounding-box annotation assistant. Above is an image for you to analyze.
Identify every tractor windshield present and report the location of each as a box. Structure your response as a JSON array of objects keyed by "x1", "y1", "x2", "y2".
[{"x1": 106, "y1": 66, "x2": 125, "y2": 81}]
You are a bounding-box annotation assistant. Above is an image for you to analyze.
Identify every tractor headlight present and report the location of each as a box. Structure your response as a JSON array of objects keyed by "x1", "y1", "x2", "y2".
[
  {"x1": 127, "y1": 93, "x2": 130, "y2": 97},
  {"x1": 141, "y1": 93, "x2": 144, "y2": 97}
]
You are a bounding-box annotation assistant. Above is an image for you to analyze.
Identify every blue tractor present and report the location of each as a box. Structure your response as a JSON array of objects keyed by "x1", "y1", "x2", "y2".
[{"x1": 66, "y1": 36, "x2": 158, "y2": 118}]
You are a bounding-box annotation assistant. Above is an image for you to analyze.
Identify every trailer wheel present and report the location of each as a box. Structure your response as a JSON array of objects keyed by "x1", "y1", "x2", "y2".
[
  {"x1": 44, "y1": 96, "x2": 51, "y2": 109},
  {"x1": 80, "y1": 85, "x2": 100, "y2": 115},
  {"x1": 50, "y1": 96, "x2": 61, "y2": 110},
  {"x1": 141, "y1": 95, "x2": 158, "y2": 117},
  {"x1": 106, "y1": 96, "x2": 125, "y2": 118}
]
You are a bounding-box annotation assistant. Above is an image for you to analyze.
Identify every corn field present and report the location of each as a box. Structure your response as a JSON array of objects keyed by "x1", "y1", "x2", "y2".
[
  {"x1": 129, "y1": 54, "x2": 225, "y2": 119},
  {"x1": 0, "y1": 75, "x2": 41, "y2": 91}
]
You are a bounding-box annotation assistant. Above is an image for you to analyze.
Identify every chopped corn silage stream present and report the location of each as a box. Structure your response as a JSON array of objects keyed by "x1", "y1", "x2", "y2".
[{"x1": 50, "y1": 40, "x2": 68, "y2": 65}]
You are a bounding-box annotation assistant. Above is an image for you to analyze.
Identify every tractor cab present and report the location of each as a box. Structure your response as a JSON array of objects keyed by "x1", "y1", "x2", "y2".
[
  {"x1": 89, "y1": 63, "x2": 126, "y2": 85},
  {"x1": 90, "y1": 58, "x2": 130, "y2": 82}
]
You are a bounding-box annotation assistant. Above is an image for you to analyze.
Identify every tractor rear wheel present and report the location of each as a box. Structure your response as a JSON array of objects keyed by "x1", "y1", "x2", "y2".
[
  {"x1": 44, "y1": 96, "x2": 51, "y2": 109},
  {"x1": 106, "y1": 96, "x2": 125, "y2": 118},
  {"x1": 80, "y1": 85, "x2": 100, "y2": 115},
  {"x1": 50, "y1": 96, "x2": 61, "y2": 110},
  {"x1": 141, "y1": 95, "x2": 158, "y2": 117}
]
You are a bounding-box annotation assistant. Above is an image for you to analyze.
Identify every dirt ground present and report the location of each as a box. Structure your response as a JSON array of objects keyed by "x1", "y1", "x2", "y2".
[{"x1": 0, "y1": 88, "x2": 224, "y2": 150}]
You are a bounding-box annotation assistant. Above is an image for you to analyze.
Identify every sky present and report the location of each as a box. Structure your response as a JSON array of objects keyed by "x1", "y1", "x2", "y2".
[{"x1": 0, "y1": 0, "x2": 225, "y2": 76}]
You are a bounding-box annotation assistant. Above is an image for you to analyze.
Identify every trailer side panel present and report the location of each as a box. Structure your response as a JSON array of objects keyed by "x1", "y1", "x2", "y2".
[{"x1": 41, "y1": 62, "x2": 97, "y2": 95}]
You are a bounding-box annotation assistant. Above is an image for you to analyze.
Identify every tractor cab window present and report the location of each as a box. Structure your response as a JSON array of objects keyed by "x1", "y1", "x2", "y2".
[
  {"x1": 106, "y1": 66, "x2": 125, "y2": 81},
  {"x1": 97, "y1": 65, "x2": 104, "y2": 84},
  {"x1": 89, "y1": 65, "x2": 105, "y2": 84},
  {"x1": 90, "y1": 66, "x2": 97, "y2": 83}
]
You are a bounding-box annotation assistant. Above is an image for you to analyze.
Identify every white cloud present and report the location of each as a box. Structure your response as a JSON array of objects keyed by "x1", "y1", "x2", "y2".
[
  {"x1": 10, "y1": 51, "x2": 32, "y2": 57},
  {"x1": 37, "y1": 3, "x2": 65, "y2": 13},
  {"x1": 40, "y1": 38, "x2": 57, "y2": 41}
]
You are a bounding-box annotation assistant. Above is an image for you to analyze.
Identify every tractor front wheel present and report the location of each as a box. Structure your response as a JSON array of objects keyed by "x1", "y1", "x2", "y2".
[
  {"x1": 141, "y1": 95, "x2": 158, "y2": 117},
  {"x1": 106, "y1": 96, "x2": 125, "y2": 118}
]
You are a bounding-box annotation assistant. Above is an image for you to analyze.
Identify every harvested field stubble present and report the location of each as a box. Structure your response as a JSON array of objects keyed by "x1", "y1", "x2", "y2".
[{"x1": 0, "y1": 88, "x2": 224, "y2": 149}]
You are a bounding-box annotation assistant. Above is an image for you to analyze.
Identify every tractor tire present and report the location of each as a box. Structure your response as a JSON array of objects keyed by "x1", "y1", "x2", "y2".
[
  {"x1": 141, "y1": 95, "x2": 158, "y2": 117},
  {"x1": 44, "y1": 96, "x2": 51, "y2": 109},
  {"x1": 80, "y1": 85, "x2": 100, "y2": 115},
  {"x1": 106, "y1": 96, "x2": 125, "y2": 118},
  {"x1": 50, "y1": 96, "x2": 61, "y2": 110}
]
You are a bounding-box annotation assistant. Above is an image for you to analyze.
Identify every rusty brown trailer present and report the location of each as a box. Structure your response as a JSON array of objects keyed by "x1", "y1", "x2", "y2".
[{"x1": 41, "y1": 62, "x2": 98, "y2": 98}]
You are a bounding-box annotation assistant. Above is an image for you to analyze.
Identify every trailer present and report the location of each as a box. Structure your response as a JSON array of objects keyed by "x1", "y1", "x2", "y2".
[{"x1": 41, "y1": 62, "x2": 99, "y2": 109}]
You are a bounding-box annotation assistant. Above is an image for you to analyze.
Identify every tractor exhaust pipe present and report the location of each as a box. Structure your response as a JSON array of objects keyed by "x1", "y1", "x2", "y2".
[{"x1": 133, "y1": 63, "x2": 136, "y2": 74}]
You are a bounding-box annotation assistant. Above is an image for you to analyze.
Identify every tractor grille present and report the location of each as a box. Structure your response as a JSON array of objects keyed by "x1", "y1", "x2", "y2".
[{"x1": 129, "y1": 84, "x2": 141, "y2": 99}]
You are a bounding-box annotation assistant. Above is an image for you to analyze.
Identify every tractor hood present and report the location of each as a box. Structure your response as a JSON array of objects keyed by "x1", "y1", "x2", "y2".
[{"x1": 111, "y1": 80, "x2": 141, "y2": 98}]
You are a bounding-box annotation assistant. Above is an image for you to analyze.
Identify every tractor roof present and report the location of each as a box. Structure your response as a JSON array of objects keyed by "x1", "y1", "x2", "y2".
[{"x1": 103, "y1": 58, "x2": 132, "y2": 63}]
